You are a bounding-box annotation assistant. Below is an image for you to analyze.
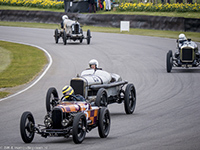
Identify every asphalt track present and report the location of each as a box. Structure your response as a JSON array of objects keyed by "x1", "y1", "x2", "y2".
[{"x1": 0, "y1": 26, "x2": 200, "y2": 150}]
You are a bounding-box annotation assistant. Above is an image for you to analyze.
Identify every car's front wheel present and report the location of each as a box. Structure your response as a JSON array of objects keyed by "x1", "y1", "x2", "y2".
[
  {"x1": 98, "y1": 107, "x2": 111, "y2": 138},
  {"x1": 54, "y1": 29, "x2": 59, "y2": 44},
  {"x1": 20, "y1": 111, "x2": 35, "y2": 143},
  {"x1": 124, "y1": 84, "x2": 136, "y2": 114},
  {"x1": 87, "y1": 29, "x2": 91, "y2": 45},
  {"x1": 46, "y1": 87, "x2": 59, "y2": 113},
  {"x1": 72, "y1": 112, "x2": 87, "y2": 144},
  {"x1": 95, "y1": 88, "x2": 108, "y2": 107},
  {"x1": 63, "y1": 30, "x2": 67, "y2": 45},
  {"x1": 166, "y1": 50, "x2": 173, "y2": 73}
]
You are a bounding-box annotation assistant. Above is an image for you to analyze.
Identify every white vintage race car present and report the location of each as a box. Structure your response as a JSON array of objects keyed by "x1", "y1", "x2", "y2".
[
  {"x1": 70, "y1": 69, "x2": 136, "y2": 114},
  {"x1": 54, "y1": 21, "x2": 91, "y2": 45},
  {"x1": 166, "y1": 38, "x2": 200, "y2": 72}
]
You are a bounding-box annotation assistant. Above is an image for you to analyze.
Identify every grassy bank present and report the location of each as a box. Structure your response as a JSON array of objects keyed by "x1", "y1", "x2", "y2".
[
  {"x1": 1, "y1": 21, "x2": 200, "y2": 42},
  {"x1": 0, "y1": 41, "x2": 48, "y2": 98}
]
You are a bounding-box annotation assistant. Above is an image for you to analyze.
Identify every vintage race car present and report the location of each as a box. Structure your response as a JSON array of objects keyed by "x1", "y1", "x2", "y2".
[
  {"x1": 20, "y1": 87, "x2": 110, "y2": 144},
  {"x1": 70, "y1": 69, "x2": 136, "y2": 114},
  {"x1": 166, "y1": 38, "x2": 200, "y2": 72},
  {"x1": 54, "y1": 21, "x2": 91, "y2": 45}
]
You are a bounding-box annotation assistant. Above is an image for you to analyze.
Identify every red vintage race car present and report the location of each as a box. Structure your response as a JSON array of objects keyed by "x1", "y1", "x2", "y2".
[{"x1": 20, "y1": 87, "x2": 111, "y2": 144}]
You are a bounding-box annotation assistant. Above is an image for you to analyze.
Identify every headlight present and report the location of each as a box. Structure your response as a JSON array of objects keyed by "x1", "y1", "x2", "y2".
[
  {"x1": 44, "y1": 115, "x2": 52, "y2": 128},
  {"x1": 61, "y1": 119, "x2": 69, "y2": 127}
]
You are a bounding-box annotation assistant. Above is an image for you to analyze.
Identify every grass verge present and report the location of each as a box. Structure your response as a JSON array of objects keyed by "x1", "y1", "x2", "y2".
[
  {"x1": 0, "y1": 41, "x2": 48, "y2": 98},
  {"x1": 1, "y1": 21, "x2": 200, "y2": 42}
]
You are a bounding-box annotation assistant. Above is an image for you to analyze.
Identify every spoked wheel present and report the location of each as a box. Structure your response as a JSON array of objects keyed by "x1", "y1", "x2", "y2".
[
  {"x1": 63, "y1": 30, "x2": 67, "y2": 45},
  {"x1": 166, "y1": 50, "x2": 173, "y2": 73},
  {"x1": 95, "y1": 88, "x2": 108, "y2": 107},
  {"x1": 124, "y1": 84, "x2": 136, "y2": 114},
  {"x1": 80, "y1": 29, "x2": 83, "y2": 43},
  {"x1": 98, "y1": 107, "x2": 111, "y2": 138},
  {"x1": 46, "y1": 87, "x2": 59, "y2": 113},
  {"x1": 20, "y1": 111, "x2": 35, "y2": 143},
  {"x1": 54, "y1": 29, "x2": 59, "y2": 44},
  {"x1": 80, "y1": 38, "x2": 83, "y2": 43},
  {"x1": 72, "y1": 112, "x2": 87, "y2": 144},
  {"x1": 87, "y1": 29, "x2": 91, "y2": 45}
]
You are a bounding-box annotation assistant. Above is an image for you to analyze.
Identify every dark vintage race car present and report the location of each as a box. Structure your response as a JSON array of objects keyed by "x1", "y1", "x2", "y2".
[
  {"x1": 20, "y1": 88, "x2": 110, "y2": 144},
  {"x1": 54, "y1": 21, "x2": 91, "y2": 45},
  {"x1": 166, "y1": 38, "x2": 200, "y2": 72},
  {"x1": 70, "y1": 69, "x2": 136, "y2": 114}
]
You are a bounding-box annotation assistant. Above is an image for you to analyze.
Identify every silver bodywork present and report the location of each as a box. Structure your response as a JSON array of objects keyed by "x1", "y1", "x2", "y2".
[
  {"x1": 70, "y1": 69, "x2": 126, "y2": 102},
  {"x1": 175, "y1": 39, "x2": 199, "y2": 67}
]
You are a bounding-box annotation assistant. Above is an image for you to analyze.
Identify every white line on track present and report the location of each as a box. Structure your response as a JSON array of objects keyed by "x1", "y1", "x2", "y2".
[{"x1": 0, "y1": 40, "x2": 52, "y2": 102}]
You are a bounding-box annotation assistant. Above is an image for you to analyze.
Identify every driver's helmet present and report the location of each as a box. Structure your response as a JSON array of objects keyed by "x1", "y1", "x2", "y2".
[
  {"x1": 62, "y1": 85, "x2": 74, "y2": 99},
  {"x1": 178, "y1": 33, "x2": 187, "y2": 41},
  {"x1": 62, "y1": 15, "x2": 68, "y2": 21},
  {"x1": 89, "y1": 59, "x2": 99, "y2": 69}
]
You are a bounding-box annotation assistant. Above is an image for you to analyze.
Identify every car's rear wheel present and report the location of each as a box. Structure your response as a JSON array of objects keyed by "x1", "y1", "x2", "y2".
[
  {"x1": 46, "y1": 87, "x2": 59, "y2": 113},
  {"x1": 63, "y1": 30, "x2": 67, "y2": 45},
  {"x1": 95, "y1": 88, "x2": 108, "y2": 107},
  {"x1": 87, "y1": 29, "x2": 91, "y2": 45},
  {"x1": 20, "y1": 111, "x2": 35, "y2": 143},
  {"x1": 166, "y1": 50, "x2": 173, "y2": 73},
  {"x1": 54, "y1": 29, "x2": 59, "y2": 44},
  {"x1": 72, "y1": 112, "x2": 87, "y2": 144},
  {"x1": 80, "y1": 38, "x2": 83, "y2": 43},
  {"x1": 98, "y1": 107, "x2": 111, "y2": 138},
  {"x1": 80, "y1": 29, "x2": 83, "y2": 43},
  {"x1": 124, "y1": 84, "x2": 136, "y2": 114}
]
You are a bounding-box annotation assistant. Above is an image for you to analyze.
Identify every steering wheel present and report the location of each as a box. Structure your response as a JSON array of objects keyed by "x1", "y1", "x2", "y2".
[{"x1": 61, "y1": 95, "x2": 81, "y2": 101}]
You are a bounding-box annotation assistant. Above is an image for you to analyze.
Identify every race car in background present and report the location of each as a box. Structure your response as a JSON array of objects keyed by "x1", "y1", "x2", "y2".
[
  {"x1": 54, "y1": 15, "x2": 91, "y2": 45},
  {"x1": 166, "y1": 34, "x2": 200, "y2": 72}
]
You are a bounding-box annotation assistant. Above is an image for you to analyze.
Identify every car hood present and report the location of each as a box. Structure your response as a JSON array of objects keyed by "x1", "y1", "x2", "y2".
[{"x1": 54, "y1": 101, "x2": 91, "y2": 113}]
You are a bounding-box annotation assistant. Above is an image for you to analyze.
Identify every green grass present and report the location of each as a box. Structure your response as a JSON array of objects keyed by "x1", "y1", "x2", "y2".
[
  {"x1": 84, "y1": 25, "x2": 200, "y2": 42},
  {"x1": 0, "y1": 21, "x2": 59, "y2": 29},
  {"x1": 1, "y1": 5, "x2": 200, "y2": 18},
  {"x1": 1, "y1": 21, "x2": 200, "y2": 42},
  {"x1": 0, "y1": 41, "x2": 48, "y2": 98}
]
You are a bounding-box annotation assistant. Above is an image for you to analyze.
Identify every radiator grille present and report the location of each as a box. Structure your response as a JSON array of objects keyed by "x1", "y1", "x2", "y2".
[
  {"x1": 72, "y1": 24, "x2": 80, "y2": 34},
  {"x1": 70, "y1": 80, "x2": 84, "y2": 97},
  {"x1": 52, "y1": 109, "x2": 62, "y2": 129},
  {"x1": 181, "y1": 48, "x2": 193, "y2": 62}
]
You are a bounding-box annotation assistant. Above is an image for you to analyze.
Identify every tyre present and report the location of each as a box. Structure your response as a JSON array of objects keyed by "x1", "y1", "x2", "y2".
[
  {"x1": 63, "y1": 30, "x2": 67, "y2": 45},
  {"x1": 72, "y1": 112, "x2": 87, "y2": 144},
  {"x1": 87, "y1": 29, "x2": 91, "y2": 45},
  {"x1": 124, "y1": 84, "x2": 136, "y2": 114},
  {"x1": 95, "y1": 88, "x2": 108, "y2": 107},
  {"x1": 80, "y1": 38, "x2": 83, "y2": 43},
  {"x1": 46, "y1": 87, "x2": 59, "y2": 112},
  {"x1": 20, "y1": 111, "x2": 35, "y2": 143},
  {"x1": 98, "y1": 107, "x2": 111, "y2": 138},
  {"x1": 166, "y1": 50, "x2": 173, "y2": 73},
  {"x1": 54, "y1": 29, "x2": 59, "y2": 44}
]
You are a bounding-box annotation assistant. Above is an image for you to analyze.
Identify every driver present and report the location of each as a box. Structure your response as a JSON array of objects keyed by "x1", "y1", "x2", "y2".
[
  {"x1": 177, "y1": 33, "x2": 187, "y2": 49},
  {"x1": 61, "y1": 15, "x2": 79, "y2": 34},
  {"x1": 89, "y1": 59, "x2": 99, "y2": 70},
  {"x1": 62, "y1": 85, "x2": 85, "y2": 101}
]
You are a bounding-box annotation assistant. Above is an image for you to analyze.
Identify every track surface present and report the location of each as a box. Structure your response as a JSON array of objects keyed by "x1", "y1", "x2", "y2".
[{"x1": 0, "y1": 26, "x2": 200, "y2": 150}]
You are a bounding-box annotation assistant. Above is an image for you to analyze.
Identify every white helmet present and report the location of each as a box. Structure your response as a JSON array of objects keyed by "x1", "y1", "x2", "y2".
[
  {"x1": 62, "y1": 15, "x2": 68, "y2": 20},
  {"x1": 179, "y1": 33, "x2": 187, "y2": 41},
  {"x1": 89, "y1": 59, "x2": 99, "y2": 68}
]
